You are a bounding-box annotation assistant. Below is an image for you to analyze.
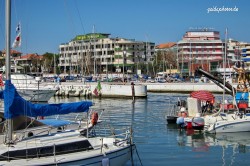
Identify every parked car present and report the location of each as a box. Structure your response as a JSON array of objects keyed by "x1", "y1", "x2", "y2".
[
  {"x1": 65, "y1": 76, "x2": 75, "y2": 81},
  {"x1": 155, "y1": 77, "x2": 166, "y2": 83}
]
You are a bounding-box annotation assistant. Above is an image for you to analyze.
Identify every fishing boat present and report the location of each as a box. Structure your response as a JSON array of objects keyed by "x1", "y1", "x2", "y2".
[{"x1": 0, "y1": 1, "x2": 135, "y2": 165}]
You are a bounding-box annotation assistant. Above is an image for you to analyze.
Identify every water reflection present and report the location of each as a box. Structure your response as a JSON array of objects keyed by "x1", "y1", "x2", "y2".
[
  {"x1": 49, "y1": 93, "x2": 250, "y2": 166},
  {"x1": 176, "y1": 128, "x2": 250, "y2": 151},
  {"x1": 177, "y1": 129, "x2": 208, "y2": 152}
]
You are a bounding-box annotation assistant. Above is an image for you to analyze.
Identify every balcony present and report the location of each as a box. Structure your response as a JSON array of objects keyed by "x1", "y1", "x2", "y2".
[{"x1": 114, "y1": 55, "x2": 122, "y2": 59}]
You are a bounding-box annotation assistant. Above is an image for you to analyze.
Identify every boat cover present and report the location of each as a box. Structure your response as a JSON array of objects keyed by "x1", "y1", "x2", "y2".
[
  {"x1": 4, "y1": 80, "x2": 93, "y2": 119},
  {"x1": 38, "y1": 119, "x2": 77, "y2": 127}
]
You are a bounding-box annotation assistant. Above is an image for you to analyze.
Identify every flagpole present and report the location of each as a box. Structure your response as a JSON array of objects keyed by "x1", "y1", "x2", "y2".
[
  {"x1": 5, "y1": 0, "x2": 13, "y2": 144},
  {"x1": 222, "y1": 28, "x2": 227, "y2": 113}
]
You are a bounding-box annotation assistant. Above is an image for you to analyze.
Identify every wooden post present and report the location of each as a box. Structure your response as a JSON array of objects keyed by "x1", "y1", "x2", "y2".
[{"x1": 131, "y1": 82, "x2": 135, "y2": 101}]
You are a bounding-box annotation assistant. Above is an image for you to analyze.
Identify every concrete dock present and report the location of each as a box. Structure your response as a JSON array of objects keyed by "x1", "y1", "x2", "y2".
[
  {"x1": 140, "y1": 82, "x2": 236, "y2": 94},
  {"x1": 44, "y1": 81, "x2": 234, "y2": 98}
]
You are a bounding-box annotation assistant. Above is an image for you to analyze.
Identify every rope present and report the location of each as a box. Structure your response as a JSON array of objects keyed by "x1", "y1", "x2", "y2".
[
  {"x1": 73, "y1": 0, "x2": 85, "y2": 34},
  {"x1": 134, "y1": 144, "x2": 143, "y2": 166}
]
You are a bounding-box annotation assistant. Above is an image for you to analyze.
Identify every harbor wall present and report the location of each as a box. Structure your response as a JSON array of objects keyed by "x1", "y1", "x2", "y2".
[
  {"x1": 52, "y1": 82, "x2": 147, "y2": 98},
  {"x1": 141, "y1": 82, "x2": 237, "y2": 93},
  {"x1": 44, "y1": 81, "x2": 236, "y2": 98}
]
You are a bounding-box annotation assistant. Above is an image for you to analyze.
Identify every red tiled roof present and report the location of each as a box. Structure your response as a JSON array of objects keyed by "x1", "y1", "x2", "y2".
[
  {"x1": 1, "y1": 49, "x2": 22, "y2": 54},
  {"x1": 156, "y1": 42, "x2": 176, "y2": 49},
  {"x1": 14, "y1": 53, "x2": 43, "y2": 60}
]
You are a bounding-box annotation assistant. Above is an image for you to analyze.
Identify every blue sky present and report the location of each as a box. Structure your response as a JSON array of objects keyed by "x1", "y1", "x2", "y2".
[{"x1": 0, "y1": 0, "x2": 249, "y2": 55}]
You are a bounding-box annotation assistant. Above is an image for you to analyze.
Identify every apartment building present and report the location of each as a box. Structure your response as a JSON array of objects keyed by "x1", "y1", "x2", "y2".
[
  {"x1": 241, "y1": 43, "x2": 250, "y2": 68},
  {"x1": 177, "y1": 29, "x2": 225, "y2": 77},
  {"x1": 58, "y1": 33, "x2": 155, "y2": 76}
]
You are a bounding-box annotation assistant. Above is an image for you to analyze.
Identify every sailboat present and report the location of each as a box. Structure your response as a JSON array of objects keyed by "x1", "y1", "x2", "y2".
[{"x1": 0, "y1": 0, "x2": 134, "y2": 165}]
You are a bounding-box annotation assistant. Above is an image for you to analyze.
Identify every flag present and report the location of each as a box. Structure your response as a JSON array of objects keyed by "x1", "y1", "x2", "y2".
[
  {"x1": 12, "y1": 22, "x2": 21, "y2": 48},
  {"x1": 12, "y1": 32, "x2": 21, "y2": 48},
  {"x1": 16, "y1": 22, "x2": 21, "y2": 34},
  {"x1": 93, "y1": 88, "x2": 98, "y2": 96},
  {"x1": 97, "y1": 81, "x2": 102, "y2": 91}
]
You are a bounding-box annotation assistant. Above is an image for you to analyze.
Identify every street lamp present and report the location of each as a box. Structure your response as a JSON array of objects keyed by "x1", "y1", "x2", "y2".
[{"x1": 123, "y1": 50, "x2": 126, "y2": 82}]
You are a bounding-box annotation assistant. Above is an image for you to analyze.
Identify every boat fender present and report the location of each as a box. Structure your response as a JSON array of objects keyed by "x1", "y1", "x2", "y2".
[
  {"x1": 91, "y1": 112, "x2": 99, "y2": 125},
  {"x1": 186, "y1": 121, "x2": 192, "y2": 129},
  {"x1": 102, "y1": 158, "x2": 109, "y2": 166},
  {"x1": 176, "y1": 117, "x2": 184, "y2": 125}
]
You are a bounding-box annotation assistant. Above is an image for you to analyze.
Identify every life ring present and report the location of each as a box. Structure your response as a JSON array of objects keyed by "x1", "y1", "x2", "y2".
[{"x1": 91, "y1": 112, "x2": 98, "y2": 125}]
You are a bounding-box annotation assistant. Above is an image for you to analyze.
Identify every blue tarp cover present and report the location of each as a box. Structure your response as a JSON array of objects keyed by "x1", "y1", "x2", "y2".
[
  {"x1": 4, "y1": 80, "x2": 93, "y2": 119},
  {"x1": 38, "y1": 119, "x2": 76, "y2": 127}
]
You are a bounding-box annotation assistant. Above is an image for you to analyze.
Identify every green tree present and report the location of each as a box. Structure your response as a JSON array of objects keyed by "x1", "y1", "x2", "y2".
[{"x1": 42, "y1": 52, "x2": 59, "y2": 74}]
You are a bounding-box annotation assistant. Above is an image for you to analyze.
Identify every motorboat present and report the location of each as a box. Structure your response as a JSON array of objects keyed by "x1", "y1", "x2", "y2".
[
  {"x1": 167, "y1": 96, "x2": 211, "y2": 130},
  {"x1": 204, "y1": 110, "x2": 250, "y2": 133}
]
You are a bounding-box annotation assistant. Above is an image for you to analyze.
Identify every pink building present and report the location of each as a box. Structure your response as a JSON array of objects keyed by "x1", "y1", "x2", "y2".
[{"x1": 177, "y1": 29, "x2": 225, "y2": 77}]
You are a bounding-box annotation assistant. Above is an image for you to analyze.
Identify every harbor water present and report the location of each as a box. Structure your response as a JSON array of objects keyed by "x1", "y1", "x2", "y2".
[{"x1": 49, "y1": 93, "x2": 250, "y2": 166}]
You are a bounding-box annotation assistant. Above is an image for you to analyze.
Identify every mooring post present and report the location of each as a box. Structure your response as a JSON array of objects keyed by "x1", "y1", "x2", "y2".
[{"x1": 131, "y1": 82, "x2": 135, "y2": 101}]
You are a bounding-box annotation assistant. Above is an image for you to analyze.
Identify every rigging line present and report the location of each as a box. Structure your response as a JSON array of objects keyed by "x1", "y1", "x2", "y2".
[
  {"x1": 134, "y1": 144, "x2": 143, "y2": 166},
  {"x1": 63, "y1": 0, "x2": 76, "y2": 37},
  {"x1": 0, "y1": 0, "x2": 4, "y2": 41},
  {"x1": 13, "y1": 0, "x2": 19, "y2": 24},
  {"x1": 74, "y1": 0, "x2": 86, "y2": 34}
]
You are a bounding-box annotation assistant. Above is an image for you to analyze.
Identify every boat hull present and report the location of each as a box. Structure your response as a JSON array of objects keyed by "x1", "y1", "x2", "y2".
[
  {"x1": 166, "y1": 115, "x2": 178, "y2": 124},
  {"x1": 56, "y1": 145, "x2": 134, "y2": 166},
  {"x1": 17, "y1": 89, "x2": 56, "y2": 102},
  {"x1": 207, "y1": 119, "x2": 250, "y2": 133},
  {"x1": 0, "y1": 144, "x2": 134, "y2": 166}
]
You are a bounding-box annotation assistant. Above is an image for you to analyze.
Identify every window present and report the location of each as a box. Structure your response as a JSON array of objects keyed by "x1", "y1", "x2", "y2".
[{"x1": 0, "y1": 140, "x2": 93, "y2": 161}]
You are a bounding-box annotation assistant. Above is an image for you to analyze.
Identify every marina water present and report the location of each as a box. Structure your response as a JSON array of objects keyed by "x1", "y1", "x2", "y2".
[{"x1": 49, "y1": 93, "x2": 250, "y2": 166}]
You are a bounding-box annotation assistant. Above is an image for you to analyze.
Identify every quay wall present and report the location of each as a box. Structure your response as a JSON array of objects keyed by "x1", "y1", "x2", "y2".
[
  {"x1": 44, "y1": 81, "x2": 237, "y2": 98},
  {"x1": 139, "y1": 82, "x2": 237, "y2": 94},
  {"x1": 49, "y1": 82, "x2": 147, "y2": 98}
]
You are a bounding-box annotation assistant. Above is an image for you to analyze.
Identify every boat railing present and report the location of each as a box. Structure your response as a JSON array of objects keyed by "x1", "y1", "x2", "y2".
[{"x1": 166, "y1": 104, "x2": 178, "y2": 117}]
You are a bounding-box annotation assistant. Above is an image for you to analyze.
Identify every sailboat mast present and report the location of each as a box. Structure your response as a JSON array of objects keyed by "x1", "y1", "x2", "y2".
[
  {"x1": 5, "y1": 0, "x2": 13, "y2": 143},
  {"x1": 93, "y1": 25, "x2": 96, "y2": 76},
  {"x1": 222, "y1": 28, "x2": 228, "y2": 113}
]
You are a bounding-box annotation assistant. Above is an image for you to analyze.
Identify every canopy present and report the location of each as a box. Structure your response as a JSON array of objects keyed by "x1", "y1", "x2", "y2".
[
  {"x1": 4, "y1": 80, "x2": 93, "y2": 119},
  {"x1": 190, "y1": 90, "x2": 215, "y2": 102}
]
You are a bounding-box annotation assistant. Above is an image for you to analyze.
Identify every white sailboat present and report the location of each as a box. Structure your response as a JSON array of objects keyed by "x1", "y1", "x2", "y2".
[{"x1": 0, "y1": 1, "x2": 134, "y2": 165}]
